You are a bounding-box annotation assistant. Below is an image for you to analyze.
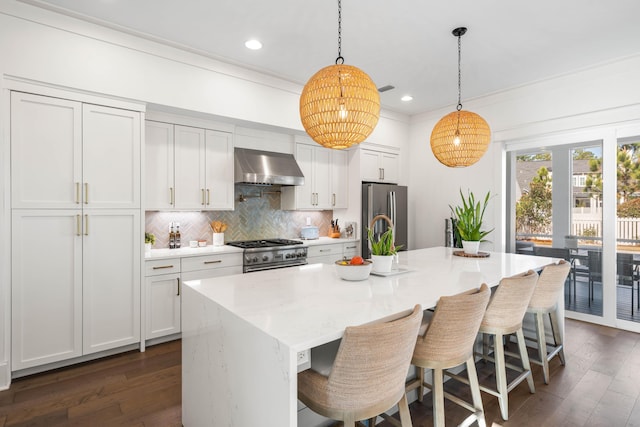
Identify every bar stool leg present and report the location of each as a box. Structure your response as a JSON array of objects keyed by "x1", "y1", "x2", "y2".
[
  {"x1": 466, "y1": 357, "x2": 485, "y2": 425},
  {"x1": 516, "y1": 328, "x2": 535, "y2": 393},
  {"x1": 398, "y1": 393, "x2": 413, "y2": 427},
  {"x1": 432, "y1": 368, "x2": 445, "y2": 427},
  {"x1": 534, "y1": 311, "x2": 550, "y2": 384},
  {"x1": 549, "y1": 308, "x2": 565, "y2": 365},
  {"x1": 493, "y1": 332, "x2": 510, "y2": 420},
  {"x1": 417, "y1": 366, "x2": 424, "y2": 403}
]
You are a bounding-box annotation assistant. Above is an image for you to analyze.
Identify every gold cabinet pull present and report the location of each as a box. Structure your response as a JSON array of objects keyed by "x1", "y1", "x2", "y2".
[
  {"x1": 332, "y1": 193, "x2": 336, "y2": 206},
  {"x1": 84, "y1": 214, "x2": 88, "y2": 236},
  {"x1": 84, "y1": 183, "x2": 88, "y2": 204},
  {"x1": 206, "y1": 189, "x2": 210, "y2": 205},
  {"x1": 76, "y1": 214, "x2": 81, "y2": 236},
  {"x1": 201, "y1": 189, "x2": 205, "y2": 205},
  {"x1": 169, "y1": 187, "x2": 174, "y2": 205},
  {"x1": 177, "y1": 278, "x2": 180, "y2": 296},
  {"x1": 204, "y1": 260, "x2": 222, "y2": 265},
  {"x1": 75, "y1": 182, "x2": 80, "y2": 204},
  {"x1": 152, "y1": 265, "x2": 174, "y2": 270}
]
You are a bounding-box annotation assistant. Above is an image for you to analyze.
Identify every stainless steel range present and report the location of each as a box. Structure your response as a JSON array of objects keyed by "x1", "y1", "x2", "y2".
[{"x1": 227, "y1": 239, "x2": 308, "y2": 273}]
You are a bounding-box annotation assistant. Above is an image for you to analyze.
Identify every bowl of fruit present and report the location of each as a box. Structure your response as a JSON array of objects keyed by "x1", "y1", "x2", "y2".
[{"x1": 334, "y1": 256, "x2": 372, "y2": 281}]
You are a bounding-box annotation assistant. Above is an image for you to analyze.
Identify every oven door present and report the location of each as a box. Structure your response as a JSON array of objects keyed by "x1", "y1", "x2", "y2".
[{"x1": 244, "y1": 260, "x2": 308, "y2": 273}]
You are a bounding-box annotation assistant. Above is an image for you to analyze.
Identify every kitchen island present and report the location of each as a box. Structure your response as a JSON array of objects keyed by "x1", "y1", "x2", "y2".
[{"x1": 182, "y1": 246, "x2": 556, "y2": 426}]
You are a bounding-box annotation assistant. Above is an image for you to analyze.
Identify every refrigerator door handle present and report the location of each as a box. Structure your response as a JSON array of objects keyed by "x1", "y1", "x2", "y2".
[{"x1": 390, "y1": 191, "x2": 396, "y2": 233}]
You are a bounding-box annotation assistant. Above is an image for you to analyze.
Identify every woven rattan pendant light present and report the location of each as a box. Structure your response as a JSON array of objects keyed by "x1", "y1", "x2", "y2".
[
  {"x1": 299, "y1": 0, "x2": 380, "y2": 150},
  {"x1": 430, "y1": 27, "x2": 491, "y2": 167}
]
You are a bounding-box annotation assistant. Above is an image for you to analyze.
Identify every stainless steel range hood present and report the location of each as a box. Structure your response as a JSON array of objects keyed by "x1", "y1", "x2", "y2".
[{"x1": 234, "y1": 148, "x2": 305, "y2": 186}]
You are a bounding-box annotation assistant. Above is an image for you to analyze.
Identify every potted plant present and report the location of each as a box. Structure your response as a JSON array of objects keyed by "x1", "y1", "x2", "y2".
[
  {"x1": 367, "y1": 218, "x2": 403, "y2": 273},
  {"x1": 449, "y1": 189, "x2": 494, "y2": 255},
  {"x1": 144, "y1": 232, "x2": 156, "y2": 253}
]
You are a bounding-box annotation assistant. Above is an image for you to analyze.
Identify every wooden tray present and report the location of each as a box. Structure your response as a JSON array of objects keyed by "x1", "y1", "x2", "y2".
[{"x1": 453, "y1": 250, "x2": 490, "y2": 258}]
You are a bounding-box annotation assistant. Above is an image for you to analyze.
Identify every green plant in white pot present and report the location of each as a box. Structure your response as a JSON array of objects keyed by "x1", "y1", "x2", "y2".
[
  {"x1": 449, "y1": 189, "x2": 494, "y2": 255},
  {"x1": 368, "y1": 218, "x2": 403, "y2": 273}
]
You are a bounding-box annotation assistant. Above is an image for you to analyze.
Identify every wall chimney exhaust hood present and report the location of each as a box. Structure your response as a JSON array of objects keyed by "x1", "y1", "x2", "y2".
[{"x1": 234, "y1": 148, "x2": 305, "y2": 186}]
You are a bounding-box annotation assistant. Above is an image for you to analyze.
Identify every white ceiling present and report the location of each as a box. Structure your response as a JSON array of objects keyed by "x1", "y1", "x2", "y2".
[{"x1": 22, "y1": 0, "x2": 640, "y2": 116}]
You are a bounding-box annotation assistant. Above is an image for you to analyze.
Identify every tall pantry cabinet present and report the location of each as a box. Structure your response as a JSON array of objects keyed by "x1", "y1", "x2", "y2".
[{"x1": 10, "y1": 92, "x2": 142, "y2": 371}]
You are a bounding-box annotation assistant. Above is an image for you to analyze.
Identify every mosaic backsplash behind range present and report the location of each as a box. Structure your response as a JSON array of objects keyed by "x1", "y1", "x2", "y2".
[{"x1": 145, "y1": 185, "x2": 333, "y2": 249}]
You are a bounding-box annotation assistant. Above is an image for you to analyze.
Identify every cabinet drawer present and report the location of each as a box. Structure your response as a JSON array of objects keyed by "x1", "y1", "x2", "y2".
[
  {"x1": 307, "y1": 244, "x2": 342, "y2": 259},
  {"x1": 145, "y1": 258, "x2": 181, "y2": 276},
  {"x1": 181, "y1": 253, "x2": 242, "y2": 272},
  {"x1": 343, "y1": 243, "x2": 359, "y2": 258}
]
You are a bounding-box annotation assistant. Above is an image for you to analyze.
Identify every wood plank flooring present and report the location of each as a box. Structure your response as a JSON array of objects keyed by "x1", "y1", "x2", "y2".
[{"x1": 1, "y1": 319, "x2": 639, "y2": 426}]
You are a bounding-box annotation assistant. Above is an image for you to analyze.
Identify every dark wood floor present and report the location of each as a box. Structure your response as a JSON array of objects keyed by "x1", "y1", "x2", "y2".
[{"x1": 1, "y1": 319, "x2": 640, "y2": 426}]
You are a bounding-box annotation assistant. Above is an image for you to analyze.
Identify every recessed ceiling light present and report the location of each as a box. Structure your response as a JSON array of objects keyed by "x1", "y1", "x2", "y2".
[
  {"x1": 401, "y1": 95, "x2": 413, "y2": 102},
  {"x1": 245, "y1": 39, "x2": 262, "y2": 50}
]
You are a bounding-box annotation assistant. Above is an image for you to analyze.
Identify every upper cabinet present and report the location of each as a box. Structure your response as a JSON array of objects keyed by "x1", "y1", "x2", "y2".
[
  {"x1": 281, "y1": 142, "x2": 348, "y2": 210},
  {"x1": 360, "y1": 148, "x2": 399, "y2": 184},
  {"x1": 145, "y1": 121, "x2": 234, "y2": 211},
  {"x1": 11, "y1": 93, "x2": 141, "y2": 209}
]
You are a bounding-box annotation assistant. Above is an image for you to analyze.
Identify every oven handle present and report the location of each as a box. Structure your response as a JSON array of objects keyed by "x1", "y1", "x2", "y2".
[{"x1": 244, "y1": 261, "x2": 308, "y2": 273}]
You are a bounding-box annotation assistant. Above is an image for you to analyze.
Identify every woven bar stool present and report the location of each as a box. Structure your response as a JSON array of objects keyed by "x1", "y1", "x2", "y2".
[
  {"x1": 476, "y1": 270, "x2": 538, "y2": 421},
  {"x1": 527, "y1": 260, "x2": 571, "y2": 384},
  {"x1": 298, "y1": 305, "x2": 422, "y2": 427},
  {"x1": 404, "y1": 284, "x2": 491, "y2": 427}
]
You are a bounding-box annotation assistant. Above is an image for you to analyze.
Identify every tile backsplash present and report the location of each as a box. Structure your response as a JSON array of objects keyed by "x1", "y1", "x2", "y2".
[{"x1": 145, "y1": 185, "x2": 333, "y2": 248}]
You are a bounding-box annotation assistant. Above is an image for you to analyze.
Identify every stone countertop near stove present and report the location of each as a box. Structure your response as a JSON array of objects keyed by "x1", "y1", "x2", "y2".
[{"x1": 145, "y1": 244, "x2": 243, "y2": 260}]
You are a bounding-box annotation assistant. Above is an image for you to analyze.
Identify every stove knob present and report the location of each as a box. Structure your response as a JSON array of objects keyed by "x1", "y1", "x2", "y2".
[
  {"x1": 252, "y1": 257, "x2": 259, "y2": 263},
  {"x1": 285, "y1": 253, "x2": 291, "y2": 259},
  {"x1": 263, "y1": 255, "x2": 269, "y2": 261},
  {"x1": 297, "y1": 252, "x2": 303, "y2": 258}
]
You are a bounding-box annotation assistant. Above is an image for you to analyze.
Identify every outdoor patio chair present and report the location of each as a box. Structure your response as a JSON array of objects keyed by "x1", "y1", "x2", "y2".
[
  {"x1": 616, "y1": 253, "x2": 639, "y2": 315},
  {"x1": 532, "y1": 246, "x2": 575, "y2": 298},
  {"x1": 587, "y1": 251, "x2": 603, "y2": 305}
]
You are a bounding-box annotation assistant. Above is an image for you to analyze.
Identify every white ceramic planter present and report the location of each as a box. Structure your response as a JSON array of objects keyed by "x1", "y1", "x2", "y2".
[
  {"x1": 371, "y1": 254, "x2": 394, "y2": 273},
  {"x1": 144, "y1": 243, "x2": 152, "y2": 254},
  {"x1": 462, "y1": 240, "x2": 480, "y2": 255}
]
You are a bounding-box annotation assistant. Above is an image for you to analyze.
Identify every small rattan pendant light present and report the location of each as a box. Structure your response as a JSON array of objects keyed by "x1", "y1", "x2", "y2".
[
  {"x1": 299, "y1": 0, "x2": 380, "y2": 150},
  {"x1": 430, "y1": 27, "x2": 491, "y2": 167}
]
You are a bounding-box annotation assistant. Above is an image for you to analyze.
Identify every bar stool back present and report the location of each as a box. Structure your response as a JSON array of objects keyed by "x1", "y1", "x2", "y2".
[
  {"x1": 527, "y1": 260, "x2": 571, "y2": 384},
  {"x1": 406, "y1": 284, "x2": 491, "y2": 427},
  {"x1": 478, "y1": 270, "x2": 538, "y2": 421},
  {"x1": 297, "y1": 305, "x2": 423, "y2": 427}
]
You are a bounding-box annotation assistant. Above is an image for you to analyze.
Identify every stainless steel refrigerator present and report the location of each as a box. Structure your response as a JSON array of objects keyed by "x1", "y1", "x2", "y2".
[{"x1": 361, "y1": 183, "x2": 408, "y2": 258}]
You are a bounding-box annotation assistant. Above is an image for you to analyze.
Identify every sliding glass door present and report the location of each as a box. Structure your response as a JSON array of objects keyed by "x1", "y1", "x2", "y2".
[{"x1": 512, "y1": 143, "x2": 603, "y2": 318}]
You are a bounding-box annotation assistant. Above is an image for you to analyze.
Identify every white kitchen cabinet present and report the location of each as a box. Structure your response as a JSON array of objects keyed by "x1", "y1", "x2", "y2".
[
  {"x1": 307, "y1": 243, "x2": 345, "y2": 264},
  {"x1": 10, "y1": 91, "x2": 142, "y2": 371},
  {"x1": 282, "y1": 143, "x2": 348, "y2": 210},
  {"x1": 342, "y1": 242, "x2": 360, "y2": 259},
  {"x1": 11, "y1": 92, "x2": 141, "y2": 209},
  {"x1": 11, "y1": 209, "x2": 141, "y2": 368},
  {"x1": 11, "y1": 93, "x2": 81, "y2": 209},
  {"x1": 181, "y1": 253, "x2": 243, "y2": 281},
  {"x1": 330, "y1": 150, "x2": 348, "y2": 209},
  {"x1": 145, "y1": 258, "x2": 181, "y2": 340},
  {"x1": 82, "y1": 104, "x2": 141, "y2": 208},
  {"x1": 11, "y1": 210, "x2": 82, "y2": 370},
  {"x1": 145, "y1": 121, "x2": 175, "y2": 210},
  {"x1": 82, "y1": 210, "x2": 141, "y2": 355},
  {"x1": 360, "y1": 148, "x2": 399, "y2": 183},
  {"x1": 143, "y1": 252, "x2": 242, "y2": 342},
  {"x1": 148, "y1": 123, "x2": 234, "y2": 210}
]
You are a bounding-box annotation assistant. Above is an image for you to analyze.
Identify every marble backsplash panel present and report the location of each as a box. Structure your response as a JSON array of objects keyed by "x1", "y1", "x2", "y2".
[{"x1": 145, "y1": 185, "x2": 333, "y2": 248}]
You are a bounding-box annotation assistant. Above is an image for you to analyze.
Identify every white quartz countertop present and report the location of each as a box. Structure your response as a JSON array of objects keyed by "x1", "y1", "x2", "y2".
[
  {"x1": 297, "y1": 237, "x2": 359, "y2": 246},
  {"x1": 184, "y1": 246, "x2": 554, "y2": 352}
]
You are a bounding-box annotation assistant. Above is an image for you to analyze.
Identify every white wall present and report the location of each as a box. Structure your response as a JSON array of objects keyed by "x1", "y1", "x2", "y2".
[{"x1": 407, "y1": 54, "x2": 640, "y2": 252}]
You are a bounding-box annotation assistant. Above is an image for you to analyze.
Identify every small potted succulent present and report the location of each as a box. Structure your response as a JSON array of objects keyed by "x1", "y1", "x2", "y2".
[{"x1": 449, "y1": 189, "x2": 494, "y2": 255}]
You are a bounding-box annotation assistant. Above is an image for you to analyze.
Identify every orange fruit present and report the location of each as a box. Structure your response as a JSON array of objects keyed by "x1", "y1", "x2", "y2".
[{"x1": 350, "y1": 256, "x2": 364, "y2": 265}]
